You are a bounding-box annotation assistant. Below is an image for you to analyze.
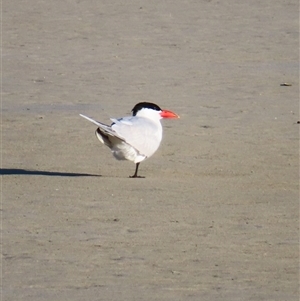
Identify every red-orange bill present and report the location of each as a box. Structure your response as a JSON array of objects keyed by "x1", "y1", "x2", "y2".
[{"x1": 160, "y1": 110, "x2": 180, "y2": 119}]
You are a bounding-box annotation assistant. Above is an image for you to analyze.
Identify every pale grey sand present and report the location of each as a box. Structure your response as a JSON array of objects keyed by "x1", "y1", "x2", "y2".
[{"x1": 2, "y1": 1, "x2": 299, "y2": 300}]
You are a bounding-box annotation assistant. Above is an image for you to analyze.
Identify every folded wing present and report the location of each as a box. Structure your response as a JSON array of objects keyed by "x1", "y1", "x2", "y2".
[{"x1": 110, "y1": 116, "x2": 162, "y2": 158}]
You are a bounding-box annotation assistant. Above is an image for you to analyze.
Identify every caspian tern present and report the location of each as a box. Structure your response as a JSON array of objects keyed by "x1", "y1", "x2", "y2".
[{"x1": 80, "y1": 102, "x2": 179, "y2": 178}]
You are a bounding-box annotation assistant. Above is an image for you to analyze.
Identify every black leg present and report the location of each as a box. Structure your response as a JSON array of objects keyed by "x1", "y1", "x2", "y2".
[{"x1": 129, "y1": 163, "x2": 144, "y2": 178}]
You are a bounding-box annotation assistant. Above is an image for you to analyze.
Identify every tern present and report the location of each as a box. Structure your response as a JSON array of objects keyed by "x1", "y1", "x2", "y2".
[{"x1": 80, "y1": 102, "x2": 179, "y2": 178}]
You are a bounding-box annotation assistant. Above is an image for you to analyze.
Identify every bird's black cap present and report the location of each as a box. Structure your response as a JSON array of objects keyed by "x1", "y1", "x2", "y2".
[{"x1": 131, "y1": 102, "x2": 162, "y2": 116}]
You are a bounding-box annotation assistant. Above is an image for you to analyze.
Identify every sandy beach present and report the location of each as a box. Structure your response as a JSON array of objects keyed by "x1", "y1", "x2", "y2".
[{"x1": 2, "y1": 0, "x2": 299, "y2": 300}]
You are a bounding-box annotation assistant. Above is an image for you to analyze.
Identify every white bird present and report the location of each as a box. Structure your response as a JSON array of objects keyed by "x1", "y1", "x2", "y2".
[{"x1": 80, "y1": 102, "x2": 179, "y2": 178}]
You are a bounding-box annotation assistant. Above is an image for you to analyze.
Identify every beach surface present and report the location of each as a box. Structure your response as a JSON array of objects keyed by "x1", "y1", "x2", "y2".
[{"x1": 2, "y1": 0, "x2": 299, "y2": 300}]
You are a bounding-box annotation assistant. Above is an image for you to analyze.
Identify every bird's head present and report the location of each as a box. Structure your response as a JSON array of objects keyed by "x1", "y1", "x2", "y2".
[{"x1": 131, "y1": 102, "x2": 179, "y2": 120}]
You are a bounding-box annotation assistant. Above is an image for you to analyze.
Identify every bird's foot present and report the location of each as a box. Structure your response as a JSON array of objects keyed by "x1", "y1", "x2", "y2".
[{"x1": 129, "y1": 175, "x2": 145, "y2": 179}]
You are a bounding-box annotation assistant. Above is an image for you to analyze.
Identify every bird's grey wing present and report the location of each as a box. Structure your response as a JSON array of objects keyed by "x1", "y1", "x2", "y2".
[
  {"x1": 80, "y1": 114, "x2": 126, "y2": 140},
  {"x1": 110, "y1": 117, "x2": 162, "y2": 157}
]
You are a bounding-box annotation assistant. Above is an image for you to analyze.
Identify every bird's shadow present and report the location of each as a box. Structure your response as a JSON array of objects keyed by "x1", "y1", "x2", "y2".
[{"x1": 0, "y1": 168, "x2": 101, "y2": 177}]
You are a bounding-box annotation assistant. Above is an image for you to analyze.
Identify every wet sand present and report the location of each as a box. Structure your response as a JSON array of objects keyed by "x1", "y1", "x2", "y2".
[{"x1": 2, "y1": 0, "x2": 299, "y2": 300}]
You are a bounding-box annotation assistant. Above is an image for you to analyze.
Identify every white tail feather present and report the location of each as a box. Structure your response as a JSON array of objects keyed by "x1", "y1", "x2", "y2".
[{"x1": 79, "y1": 114, "x2": 103, "y2": 127}]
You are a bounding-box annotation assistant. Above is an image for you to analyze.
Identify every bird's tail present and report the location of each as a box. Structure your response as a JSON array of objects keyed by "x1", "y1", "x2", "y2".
[
  {"x1": 79, "y1": 114, "x2": 105, "y2": 127},
  {"x1": 80, "y1": 114, "x2": 114, "y2": 147}
]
